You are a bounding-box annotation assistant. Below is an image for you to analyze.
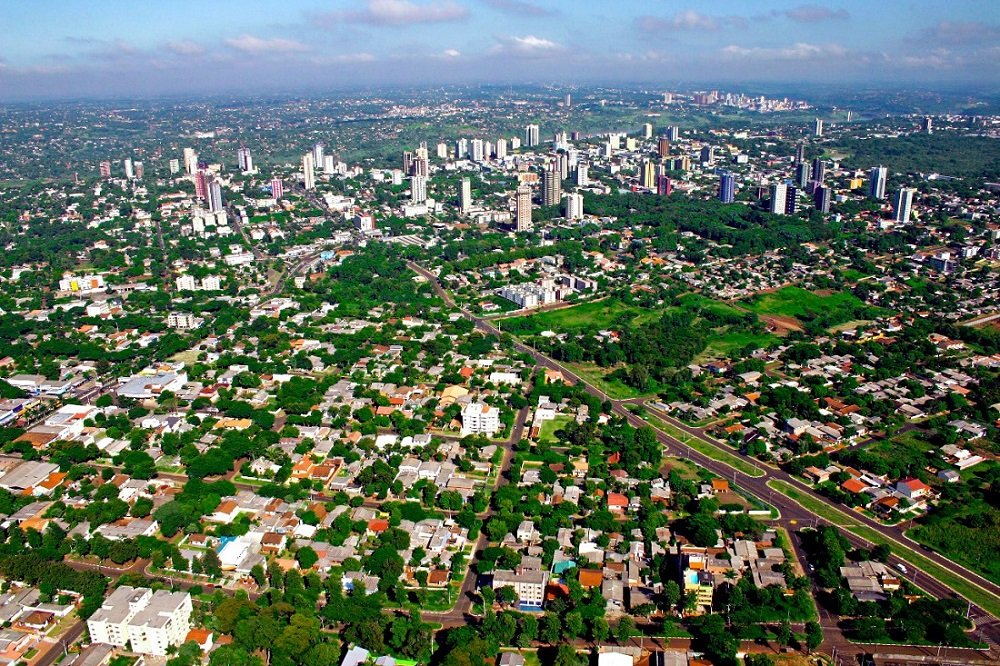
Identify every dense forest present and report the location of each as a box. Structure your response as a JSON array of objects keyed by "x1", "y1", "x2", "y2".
[{"x1": 836, "y1": 134, "x2": 1000, "y2": 180}]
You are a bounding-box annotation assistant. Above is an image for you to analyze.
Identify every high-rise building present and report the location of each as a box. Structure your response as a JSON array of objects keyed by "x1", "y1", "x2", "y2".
[
  {"x1": 410, "y1": 175, "x2": 427, "y2": 203},
  {"x1": 576, "y1": 163, "x2": 589, "y2": 187},
  {"x1": 813, "y1": 185, "x2": 831, "y2": 213},
  {"x1": 302, "y1": 153, "x2": 315, "y2": 191},
  {"x1": 811, "y1": 157, "x2": 826, "y2": 183},
  {"x1": 923, "y1": 117, "x2": 933, "y2": 134},
  {"x1": 99, "y1": 161, "x2": 112, "y2": 179},
  {"x1": 124, "y1": 158, "x2": 135, "y2": 180},
  {"x1": 515, "y1": 185, "x2": 533, "y2": 231},
  {"x1": 168, "y1": 159, "x2": 180, "y2": 175},
  {"x1": 700, "y1": 145, "x2": 715, "y2": 165},
  {"x1": 194, "y1": 171, "x2": 207, "y2": 200},
  {"x1": 324, "y1": 155, "x2": 336, "y2": 174},
  {"x1": 471, "y1": 139, "x2": 485, "y2": 163},
  {"x1": 657, "y1": 137, "x2": 670, "y2": 158},
  {"x1": 237, "y1": 146, "x2": 253, "y2": 173},
  {"x1": 642, "y1": 123, "x2": 653, "y2": 139},
  {"x1": 656, "y1": 174, "x2": 672, "y2": 196},
  {"x1": 564, "y1": 193, "x2": 584, "y2": 220},
  {"x1": 556, "y1": 152, "x2": 569, "y2": 180},
  {"x1": 564, "y1": 93, "x2": 571, "y2": 107},
  {"x1": 795, "y1": 162, "x2": 811, "y2": 188},
  {"x1": 460, "y1": 178, "x2": 472, "y2": 213},
  {"x1": 436, "y1": 142, "x2": 449, "y2": 159},
  {"x1": 134, "y1": 162, "x2": 144, "y2": 179},
  {"x1": 510, "y1": 136, "x2": 521, "y2": 151},
  {"x1": 893, "y1": 188, "x2": 915, "y2": 223},
  {"x1": 402, "y1": 150, "x2": 413, "y2": 175},
  {"x1": 795, "y1": 141, "x2": 806, "y2": 165},
  {"x1": 640, "y1": 159, "x2": 656, "y2": 189},
  {"x1": 666, "y1": 126, "x2": 680, "y2": 141},
  {"x1": 207, "y1": 178, "x2": 224, "y2": 213},
  {"x1": 718, "y1": 171, "x2": 735, "y2": 204},
  {"x1": 662, "y1": 92, "x2": 673, "y2": 104},
  {"x1": 868, "y1": 166, "x2": 887, "y2": 200},
  {"x1": 313, "y1": 142, "x2": 324, "y2": 165},
  {"x1": 543, "y1": 163, "x2": 561, "y2": 207},
  {"x1": 271, "y1": 178, "x2": 284, "y2": 200},
  {"x1": 525, "y1": 124, "x2": 540, "y2": 148},
  {"x1": 846, "y1": 110, "x2": 853, "y2": 122},
  {"x1": 814, "y1": 118, "x2": 824, "y2": 136},
  {"x1": 495, "y1": 138, "x2": 507, "y2": 160},
  {"x1": 412, "y1": 155, "x2": 429, "y2": 178},
  {"x1": 770, "y1": 182, "x2": 798, "y2": 215},
  {"x1": 455, "y1": 138, "x2": 468, "y2": 160},
  {"x1": 183, "y1": 148, "x2": 198, "y2": 175}
]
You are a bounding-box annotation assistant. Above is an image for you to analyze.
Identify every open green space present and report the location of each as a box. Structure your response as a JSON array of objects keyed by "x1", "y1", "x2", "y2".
[
  {"x1": 744, "y1": 286, "x2": 884, "y2": 329},
  {"x1": 701, "y1": 329, "x2": 780, "y2": 359},
  {"x1": 537, "y1": 414, "x2": 573, "y2": 444},
  {"x1": 767, "y1": 479, "x2": 1000, "y2": 619},
  {"x1": 500, "y1": 298, "x2": 652, "y2": 336},
  {"x1": 642, "y1": 412, "x2": 765, "y2": 478},
  {"x1": 565, "y1": 361, "x2": 655, "y2": 399}
]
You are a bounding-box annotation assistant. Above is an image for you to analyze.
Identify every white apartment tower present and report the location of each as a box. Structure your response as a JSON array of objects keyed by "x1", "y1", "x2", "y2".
[
  {"x1": 564, "y1": 193, "x2": 584, "y2": 220},
  {"x1": 87, "y1": 587, "x2": 192, "y2": 657},
  {"x1": 515, "y1": 185, "x2": 532, "y2": 232},
  {"x1": 460, "y1": 178, "x2": 472, "y2": 213},
  {"x1": 893, "y1": 188, "x2": 916, "y2": 223},
  {"x1": 302, "y1": 153, "x2": 315, "y2": 190}
]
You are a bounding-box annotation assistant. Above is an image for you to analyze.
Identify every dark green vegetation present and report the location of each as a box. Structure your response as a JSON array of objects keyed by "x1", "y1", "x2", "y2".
[
  {"x1": 836, "y1": 134, "x2": 1000, "y2": 180},
  {"x1": 801, "y1": 526, "x2": 976, "y2": 647},
  {"x1": 744, "y1": 286, "x2": 888, "y2": 333}
]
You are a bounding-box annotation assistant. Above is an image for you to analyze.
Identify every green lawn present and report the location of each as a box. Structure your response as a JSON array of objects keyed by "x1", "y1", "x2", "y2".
[
  {"x1": 744, "y1": 286, "x2": 886, "y2": 329},
  {"x1": 642, "y1": 413, "x2": 765, "y2": 478},
  {"x1": 767, "y1": 479, "x2": 1000, "y2": 619},
  {"x1": 565, "y1": 361, "x2": 656, "y2": 399},
  {"x1": 537, "y1": 414, "x2": 573, "y2": 444},
  {"x1": 500, "y1": 298, "x2": 636, "y2": 335},
  {"x1": 702, "y1": 329, "x2": 780, "y2": 358}
]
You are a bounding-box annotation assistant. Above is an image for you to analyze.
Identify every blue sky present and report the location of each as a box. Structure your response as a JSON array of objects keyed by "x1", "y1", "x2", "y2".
[{"x1": 2, "y1": 1, "x2": 999, "y2": 99}]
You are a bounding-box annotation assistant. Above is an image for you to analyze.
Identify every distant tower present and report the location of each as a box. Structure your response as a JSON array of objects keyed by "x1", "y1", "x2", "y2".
[
  {"x1": 718, "y1": 171, "x2": 735, "y2": 204},
  {"x1": 666, "y1": 126, "x2": 680, "y2": 141},
  {"x1": 893, "y1": 188, "x2": 915, "y2": 223},
  {"x1": 923, "y1": 117, "x2": 933, "y2": 134},
  {"x1": 460, "y1": 178, "x2": 472, "y2": 213},
  {"x1": 576, "y1": 163, "x2": 589, "y2": 187},
  {"x1": 814, "y1": 118, "x2": 824, "y2": 137},
  {"x1": 302, "y1": 153, "x2": 315, "y2": 191},
  {"x1": 455, "y1": 138, "x2": 468, "y2": 160},
  {"x1": 813, "y1": 185, "x2": 831, "y2": 213},
  {"x1": 183, "y1": 147, "x2": 198, "y2": 175},
  {"x1": 271, "y1": 178, "x2": 284, "y2": 201},
  {"x1": 770, "y1": 182, "x2": 797, "y2": 215},
  {"x1": 640, "y1": 159, "x2": 656, "y2": 189},
  {"x1": 525, "y1": 124, "x2": 540, "y2": 148},
  {"x1": 868, "y1": 166, "x2": 887, "y2": 200},
  {"x1": 795, "y1": 141, "x2": 806, "y2": 165},
  {"x1": 515, "y1": 185, "x2": 533, "y2": 231},
  {"x1": 471, "y1": 139, "x2": 485, "y2": 163},
  {"x1": 564, "y1": 93, "x2": 571, "y2": 107},
  {"x1": 811, "y1": 157, "x2": 826, "y2": 183},
  {"x1": 700, "y1": 145, "x2": 715, "y2": 165},
  {"x1": 313, "y1": 142, "x2": 324, "y2": 165},
  {"x1": 237, "y1": 146, "x2": 254, "y2": 173},
  {"x1": 134, "y1": 161, "x2": 144, "y2": 179},
  {"x1": 124, "y1": 158, "x2": 135, "y2": 180},
  {"x1": 410, "y1": 175, "x2": 427, "y2": 203},
  {"x1": 564, "y1": 193, "x2": 584, "y2": 220},
  {"x1": 656, "y1": 174, "x2": 672, "y2": 196},
  {"x1": 194, "y1": 171, "x2": 207, "y2": 199},
  {"x1": 168, "y1": 159, "x2": 180, "y2": 175},
  {"x1": 642, "y1": 123, "x2": 653, "y2": 139},
  {"x1": 402, "y1": 150, "x2": 413, "y2": 175},
  {"x1": 658, "y1": 137, "x2": 670, "y2": 158},
  {"x1": 795, "y1": 162, "x2": 811, "y2": 189},
  {"x1": 495, "y1": 138, "x2": 507, "y2": 160},
  {"x1": 436, "y1": 142, "x2": 449, "y2": 159},
  {"x1": 99, "y1": 161, "x2": 112, "y2": 179},
  {"x1": 207, "y1": 178, "x2": 224, "y2": 212},
  {"x1": 542, "y1": 162, "x2": 562, "y2": 206}
]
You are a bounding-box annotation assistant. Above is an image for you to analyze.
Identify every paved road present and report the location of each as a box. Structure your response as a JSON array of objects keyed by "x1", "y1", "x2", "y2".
[{"x1": 29, "y1": 620, "x2": 83, "y2": 666}]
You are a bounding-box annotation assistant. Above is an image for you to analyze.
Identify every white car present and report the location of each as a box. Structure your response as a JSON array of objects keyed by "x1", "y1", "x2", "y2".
[{"x1": 895, "y1": 563, "x2": 908, "y2": 574}]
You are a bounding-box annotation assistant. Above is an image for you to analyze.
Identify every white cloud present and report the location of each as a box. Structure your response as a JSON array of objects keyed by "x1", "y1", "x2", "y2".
[
  {"x1": 442, "y1": 48, "x2": 462, "y2": 58},
  {"x1": 636, "y1": 10, "x2": 742, "y2": 33},
  {"x1": 224, "y1": 35, "x2": 309, "y2": 54},
  {"x1": 330, "y1": 0, "x2": 468, "y2": 26},
  {"x1": 166, "y1": 40, "x2": 205, "y2": 56},
  {"x1": 491, "y1": 34, "x2": 562, "y2": 57},
  {"x1": 784, "y1": 5, "x2": 849, "y2": 23},
  {"x1": 721, "y1": 42, "x2": 848, "y2": 61}
]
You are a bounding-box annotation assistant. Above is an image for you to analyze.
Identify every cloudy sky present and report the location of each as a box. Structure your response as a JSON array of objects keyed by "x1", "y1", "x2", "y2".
[{"x1": 2, "y1": 0, "x2": 999, "y2": 99}]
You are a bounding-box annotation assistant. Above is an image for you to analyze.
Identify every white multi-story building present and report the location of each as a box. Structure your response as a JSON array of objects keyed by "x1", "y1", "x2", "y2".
[
  {"x1": 59, "y1": 274, "x2": 105, "y2": 293},
  {"x1": 461, "y1": 402, "x2": 501, "y2": 437},
  {"x1": 167, "y1": 312, "x2": 203, "y2": 330},
  {"x1": 201, "y1": 275, "x2": 222, "y2": 291},
  {"x1": 492, "y1": 568, "x2": 549, "y2": 608},
  {"x1": 175, "y1": 275, "x2": 196, "y2": 291},
  {"x1": 564, "y1": 193, "x2": 584, "y2": 220},
  {"x1": 87, "y1": 587, "x2": 192, "y2": 656},
  {"x1": 410, "y1": 176, "x2": 427, "y2": 203}
]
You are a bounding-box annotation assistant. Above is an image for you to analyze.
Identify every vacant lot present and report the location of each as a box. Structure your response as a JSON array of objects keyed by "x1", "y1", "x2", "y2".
[
  {"x1": 500, "y1": 299, "x2": 638, "y2": 335},
  {"x1": 745, "y1": 286, "x2": 884, "y2": 330}
]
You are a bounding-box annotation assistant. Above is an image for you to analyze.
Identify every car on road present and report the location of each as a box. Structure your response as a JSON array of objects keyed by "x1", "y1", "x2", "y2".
[{"x1": 895, "y1": 563, "x2": 908, "y2": 574}]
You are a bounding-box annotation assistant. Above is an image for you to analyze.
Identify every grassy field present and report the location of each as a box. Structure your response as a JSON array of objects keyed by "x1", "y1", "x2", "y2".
[
  {"x1": 642, "y1": 413, "x2": 766, "y2": 478},
  {"x1": 745, "y1": 286, "x2": 871, "y2": 325},
  {"x1": 767, "y1": 479, "x2": 1000, "y2": 619},
  {"x1": 565, "y1": 361, "x2": 655, "y2": 399},
  {"x1": 500, "y1": 299, "x2": 637, "y2": 335},
  {"x1": 701, "y1": 329, "x2": 780, "y2": 359},
  {"x1": 537, "y1": 414, "x2": 573, "y2": 444}
]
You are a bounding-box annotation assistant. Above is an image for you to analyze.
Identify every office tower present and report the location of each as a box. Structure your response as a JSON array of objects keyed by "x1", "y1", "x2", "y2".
[
  {"x1": 770, "y1": 182, "x2": 798, "y2": 215},
  {"x1": 795, "y1": 162, "x2": 811, "y2": 188},
  {"x1": 271, "y1": 178, "x2": 284, "y2": 201},
  {"x1": 795, "y1": 141, "x2": 806, "y2": 165},
  {"x1": 510, "y1": 136, "x2": 521, "y2": 151},
  {"x1": 868, "y1": 165, "x2": 887, "y2": 200},
  {"x1": 460, "y1": 178, "x2": 472, "y2": 213},
  {"x1": 564, "y1": 193, "x2": 584, "y2": 220},
  {"x1": 324, "y1": 155, "x2": 336, "y2": 174},
  {"x1": 124, "y1": 158, "x2": 135, "y2": 180},
  {"x1": 642, "y1": 123, "x2": 653, "y2": 139},
  {"x1": 302, "y1": 153, "x2": 315, "y2": 190},
  {"x1": 495, "y1": 138, "x2": 507, "y2": 160},
  {"x1": 813, "y1": 185, "x2": 831, "y2": 213},
  {"x1": 207, "y1": 178, "x2": 224, "y2": 213},
  {"x1": 556, "y1": 152, "x2": 569, "y2": 180},
  {"x1": 814, "y1": 118, "x2": 824, "y2": 136},
  {"x1": 410, "y1": 175, "x2": 427, "y2": 203},
  {"x1": 313, "y1": 142, "x2": 324, "y2": 165},
  {"x1": 542, "y1": 163, "x2": 562, "y2": 206},
  {"x1": 194, "y1": 171, "x2": 207, "y2": 199},
  {"x1": 183, "y1": 148, "x2": 198, "y2": 175},
  {"x1": 718, "y1": 171, "x2": 735, "y2": 204},
  {"x1": 553, "y1": 130, "x2": 568, "y2": 149},
  {"x1": 570, "y1": 131, "x2": 581, "y2": 141},
  {"x1": 576, "y1": 163, "x2": 589, "y2": 187},
  {"x1": 471, "y1": 139, "x2": 485, "y2": 163},
  {"x1": 412, "y1": 155, "x2": 429, "y2": 178},
  {"x1": 515, "y1": 185, "x2": 533, "y2": 231},
  {"x1": 565, "y1": 93, "x2": 571, "y2": 107},
  {"x1": 99, "y1": 161, "x2": 111, "y2": 179},
  {"x1": 525, "y1": 124, "x2": 540, "y2": 147},
  {"x1": 656, "y1": 174, "x2": 672, "y2": 196},
  {"x1": 237, "y1": 146, "x2": 253, "y2": 173},
  {"x1": 893, "y1": 188, "x2": 915, "y2": 223},
  {"x1": 402, "y1": 150, "x2": 413, "y2": 175},
  {"x1": 134, "y1": 162, "x2": 144, "y2": 180},
  {"x1": 608, "y1": 133, "x2": 621, "y2": 150},
  {"x1": 168, "y1": 159, "x2": 180, "y2": 175},
  {"x1": 811, "y1": 157, "x2": 826, "y2": 183},
  {"x1": 663, "y1": 92, "x2": 673, "y2": 104},
  {"x1": 923, "y1": 117, "x2": 933, "y2": 134},
  {"x1": 845, "y1": 110, "x2": 852, "y2": 122},
  {"x1": 640, "y1": 159, "x2": 656, "y2": 189},
  {"x1": 700, "y1": 145, "x2": 715, "y2": 165},
  {"x1": 658, "y1": 137, "x2": 670, "y2": 158},
  {"x1": 455, "y1": 138, "x2": 468, "y2": 160},
  {"x1": 666, "y1": 126, "x2": 680, "y2": 141},
  {"x1": 436, "y1": 142, "x2": 449, "y2": 159}
]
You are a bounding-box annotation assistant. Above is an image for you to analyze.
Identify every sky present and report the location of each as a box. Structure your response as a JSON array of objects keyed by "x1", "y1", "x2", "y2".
[{"x1": 2, "y1": 0, "x2": 1000, "y2": 100}]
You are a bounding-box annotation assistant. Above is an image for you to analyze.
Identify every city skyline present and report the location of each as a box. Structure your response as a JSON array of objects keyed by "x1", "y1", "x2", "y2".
[{"x1": 2, "y1": 0, "x2": 1000, "y2": 99}]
